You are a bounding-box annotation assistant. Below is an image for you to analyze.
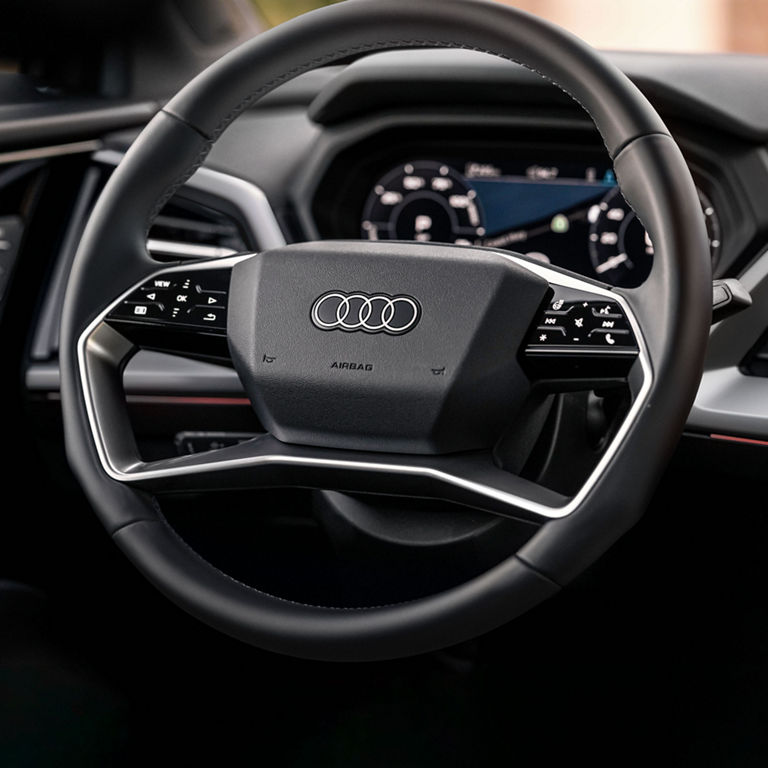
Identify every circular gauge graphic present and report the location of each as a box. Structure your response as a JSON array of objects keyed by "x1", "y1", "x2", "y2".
[
  {"x1": 588, "y1": 187, "x2": 722, "y2": 286},
  {"x1": 361, "y1": 161, "x2": 485, "y2": 245}
]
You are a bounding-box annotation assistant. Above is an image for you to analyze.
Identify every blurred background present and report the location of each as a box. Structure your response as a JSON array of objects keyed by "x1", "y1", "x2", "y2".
[{"x1": 251, "y1": 0, "x2": 768, "y2": 53}]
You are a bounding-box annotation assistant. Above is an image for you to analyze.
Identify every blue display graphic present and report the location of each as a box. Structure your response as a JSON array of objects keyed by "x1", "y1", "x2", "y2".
[{"x1": 471, "y1": 175, "x2": 616, "y2": 237}]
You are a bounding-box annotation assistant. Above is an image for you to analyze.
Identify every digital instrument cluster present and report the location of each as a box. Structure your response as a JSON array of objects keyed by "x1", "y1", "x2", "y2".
[{"x1": 360, "y1": 157, "x2": 721, "y2": 287}]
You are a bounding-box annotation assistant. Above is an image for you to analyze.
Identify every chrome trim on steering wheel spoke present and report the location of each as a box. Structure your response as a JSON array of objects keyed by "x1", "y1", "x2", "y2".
[{"x1": 77, "y1": 251, "x2": 652, "y2": 522}]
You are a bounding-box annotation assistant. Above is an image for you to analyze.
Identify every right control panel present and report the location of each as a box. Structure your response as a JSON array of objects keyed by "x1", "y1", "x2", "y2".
[{"x1": 524, "y1": 288, "x2": 638, "y2": 382}]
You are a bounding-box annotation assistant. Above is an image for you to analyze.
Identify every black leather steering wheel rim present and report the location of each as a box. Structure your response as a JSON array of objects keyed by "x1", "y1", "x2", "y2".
[{"x1": 59, "y1": 0, "x2": 711, "y2": 661}]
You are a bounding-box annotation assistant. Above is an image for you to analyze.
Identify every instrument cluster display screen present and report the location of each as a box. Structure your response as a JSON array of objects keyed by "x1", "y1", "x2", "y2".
[{"x1": 360, "y1": 156, "x2": 720, "y2": 287}]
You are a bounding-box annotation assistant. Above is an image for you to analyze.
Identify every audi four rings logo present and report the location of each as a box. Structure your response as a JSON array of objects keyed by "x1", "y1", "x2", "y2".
[{"x1": 311, "y1": 291, "x2": 421, "y2": 335}]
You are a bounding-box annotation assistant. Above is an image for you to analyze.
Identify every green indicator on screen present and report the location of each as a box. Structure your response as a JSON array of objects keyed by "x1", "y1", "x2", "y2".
[{"x1": 551, "y1": 213, "x2": 570, "y2": 234}]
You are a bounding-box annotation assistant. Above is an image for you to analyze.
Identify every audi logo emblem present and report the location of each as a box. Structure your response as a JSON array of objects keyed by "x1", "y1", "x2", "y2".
[{"x1": 311, "y1": 291, "x2": 421, "y2": 335}]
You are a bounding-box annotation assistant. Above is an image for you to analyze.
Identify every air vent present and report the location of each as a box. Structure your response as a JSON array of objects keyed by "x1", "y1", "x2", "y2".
[{"x1": 147, "y1": 197, "x2": 248, "y2": 261}]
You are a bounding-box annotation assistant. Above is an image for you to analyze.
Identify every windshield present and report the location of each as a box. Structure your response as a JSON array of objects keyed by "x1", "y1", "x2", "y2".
[{"x1": 251, "y1": 0, "x2": 768, "y2": 54}]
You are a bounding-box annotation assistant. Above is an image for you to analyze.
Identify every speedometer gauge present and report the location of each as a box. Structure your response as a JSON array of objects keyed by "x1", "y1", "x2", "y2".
[
  {"x1": 588, "y1": 187, "x2": 721, "y2": 286},
  {"x1": 361, "y1": 161, "x2": 485, "y2": 244}
]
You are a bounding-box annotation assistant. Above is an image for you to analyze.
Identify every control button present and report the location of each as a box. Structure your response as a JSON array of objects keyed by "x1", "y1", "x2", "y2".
[
  {"x1": 138, "y1": 288, "x2": 172, "y2": 304},
  {"x1": 591, "y1": 303, "x2": 623, "y2": 319},
  {"x1": 111, "y1": 301, "x2": 165, "y2": 320},
  {"x1": 148, "y1": 277, "x2": 176, "y2": 290},
  {"x1": 533, "y1": 326, "x2": 567, "y2": 343},
  {"x1": 196, "y1": 283, "x2": 227, "y2": 296},
  {"x1": 140, "y1": 285, "x2": 169, "y2": 296},
  {"x1": 187, "y1": 306, "x2": 227, "y2": 328},
  {"x1": 194, "y1": 269, "x2": 230, "y2": 297},
  {"x1": 588, "y1": 328, "x2": 632, "y2": 345},
  {"x1": 544, "y1": 306, "x2": 573, "y2": 319}
]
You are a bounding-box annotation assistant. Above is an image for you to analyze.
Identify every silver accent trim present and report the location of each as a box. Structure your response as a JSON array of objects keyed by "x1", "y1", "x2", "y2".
[
  {"x1": 0, "y1": 140, "x2": 103, "y2": 165},
  {"x1": 77, "y1": 253, "x2": 652, "y2": 522},
  {"x1": 94, "y1": 149, "x2": 286, "y2": 252},
  {"x1": 146, "y1": 239, "x2": 239, "y2": 260}
]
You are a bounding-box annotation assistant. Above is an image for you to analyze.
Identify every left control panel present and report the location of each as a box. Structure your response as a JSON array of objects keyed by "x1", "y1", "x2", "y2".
[
  {"x1": 106, "y1": 268, "x2": 231, "y2": 359},
  {"x1": 108, "y1": 270, "x2": 229, "y2": 331}
]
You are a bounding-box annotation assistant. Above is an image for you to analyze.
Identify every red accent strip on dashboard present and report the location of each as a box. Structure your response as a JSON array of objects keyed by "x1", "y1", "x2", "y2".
[
  {"x1": 125, "y1": 395, "x2": 252, "y2": 406},
  {"x1": 710, "y1": 433, "x2": 768, "y2": 447}
]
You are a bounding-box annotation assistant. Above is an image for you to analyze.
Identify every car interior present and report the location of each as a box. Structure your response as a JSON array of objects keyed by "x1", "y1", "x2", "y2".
[{"x1": 3, "y1": 0, "x2": 768, "y2": 764}]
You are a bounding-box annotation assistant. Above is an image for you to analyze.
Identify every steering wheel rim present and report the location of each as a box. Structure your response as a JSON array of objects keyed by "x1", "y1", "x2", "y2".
[{"x1": 59, "y1": 0, "x2": 711, "y2": 661}]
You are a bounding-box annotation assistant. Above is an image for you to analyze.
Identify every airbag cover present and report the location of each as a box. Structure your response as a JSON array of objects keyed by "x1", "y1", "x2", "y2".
[{"x1": 228, "y1": 241, "x2": 549, "y2": 453}]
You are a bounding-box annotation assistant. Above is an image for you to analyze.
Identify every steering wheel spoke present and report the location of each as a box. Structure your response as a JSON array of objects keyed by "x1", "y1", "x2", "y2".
[{"x1": 113, "y1": 432, "x2": 568, "y2": 521}]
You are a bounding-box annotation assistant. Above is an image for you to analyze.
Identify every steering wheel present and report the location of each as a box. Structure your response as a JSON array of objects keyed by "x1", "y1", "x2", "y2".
[{"x1": 59, "y1": 0, "x2": 711, "y2": 661}]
